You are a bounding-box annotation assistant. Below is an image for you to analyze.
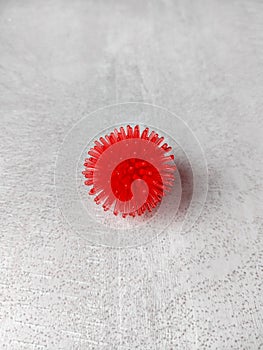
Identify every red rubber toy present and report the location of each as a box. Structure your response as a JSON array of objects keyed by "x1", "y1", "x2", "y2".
[{"x1": 83, "y1": 125, "x2": 175, "y2": 218}]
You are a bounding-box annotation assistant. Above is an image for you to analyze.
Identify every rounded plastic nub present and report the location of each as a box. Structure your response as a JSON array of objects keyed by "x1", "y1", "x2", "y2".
[{"x1": 82, "y1": 125, "x2": 176, "y2": 218}]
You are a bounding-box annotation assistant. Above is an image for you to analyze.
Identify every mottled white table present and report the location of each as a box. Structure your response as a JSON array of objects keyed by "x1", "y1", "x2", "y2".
[{"x1": 0, "y1": 0, "x2": 262, "y2": 349}]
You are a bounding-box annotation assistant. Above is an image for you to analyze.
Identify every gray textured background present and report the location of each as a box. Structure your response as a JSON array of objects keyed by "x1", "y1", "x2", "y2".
[{"x1": 0, "y1": 0, "x2": 262, "y2": 349}]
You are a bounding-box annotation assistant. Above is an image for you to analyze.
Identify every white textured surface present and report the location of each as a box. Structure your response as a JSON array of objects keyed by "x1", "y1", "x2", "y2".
[{"x1": 0, "y1": 0, "x2": 262, "y2": 349}]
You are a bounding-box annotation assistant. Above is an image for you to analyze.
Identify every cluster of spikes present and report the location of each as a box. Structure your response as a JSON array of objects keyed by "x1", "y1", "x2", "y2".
[{"x1": 82, "y1": 125, "x2": 176, "y2": 218}]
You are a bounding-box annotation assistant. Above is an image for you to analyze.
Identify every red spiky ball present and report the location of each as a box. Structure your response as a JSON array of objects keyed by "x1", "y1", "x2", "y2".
[{"x1": 82, "y1": 125, "x2": 175, "y2": 218}]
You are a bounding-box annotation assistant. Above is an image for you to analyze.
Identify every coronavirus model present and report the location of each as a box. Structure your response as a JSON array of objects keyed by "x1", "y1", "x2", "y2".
[{"x1": 82, "y1": 125, "x2": 175, "y2": 218}]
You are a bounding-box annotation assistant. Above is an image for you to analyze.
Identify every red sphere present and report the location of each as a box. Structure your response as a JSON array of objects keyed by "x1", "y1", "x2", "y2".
[{"x1": 83, "y1": 125, "x2": 175, "y2": 218}]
